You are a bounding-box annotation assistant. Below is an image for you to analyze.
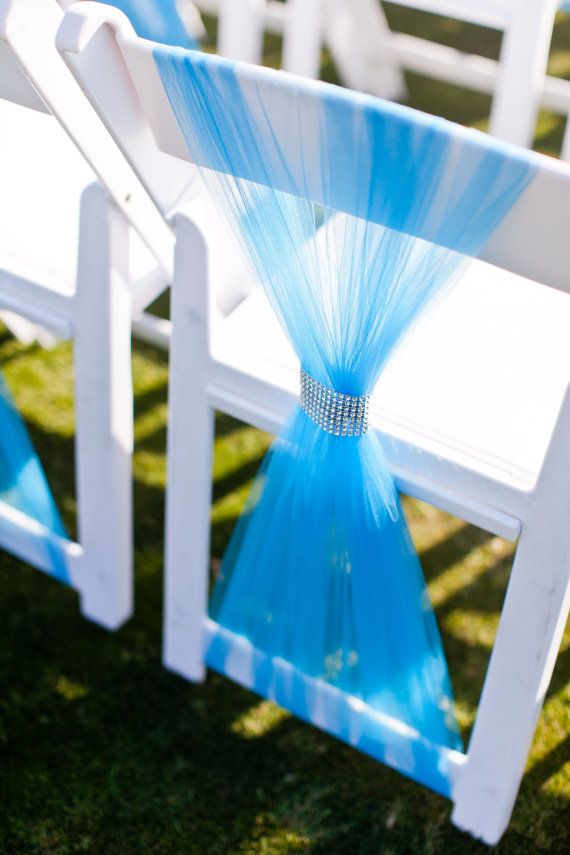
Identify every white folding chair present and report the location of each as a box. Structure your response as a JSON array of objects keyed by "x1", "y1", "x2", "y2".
[
  {"x1": 560, "y1": 3, "x2": 570, "y2": 160},
  {"x1": 0, "y1": 0, "x2": 171, "y2": 627},
  {"x1": 196, "y1": 1, "x2": 570, "y2": 158},
  {"x1": 0, "y1": 0, "x2": 255, "y2": 622},
  {"x1": 58, "y1": 4, "x2": 570, "y2": 844},
  {"x1": 196, "y1": 0, "x2": 404, "y2": 96},
  {"x1": 332, "y1": 0, "x2": 570, "y2": 153}
]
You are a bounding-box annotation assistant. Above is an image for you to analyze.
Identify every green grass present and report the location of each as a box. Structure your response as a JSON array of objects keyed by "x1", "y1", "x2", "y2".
[{"x1": 1, "y1": 8, "x2": 570, "y2": 855}]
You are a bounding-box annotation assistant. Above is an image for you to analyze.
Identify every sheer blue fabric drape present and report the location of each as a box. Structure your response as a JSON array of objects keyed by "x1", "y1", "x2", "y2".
[
  {"x1": 0, "y1": 372, "x2": 69, "y2": 582},
  {"x1": 153, "y1": 49, "x2": 536, "y2": 791}
]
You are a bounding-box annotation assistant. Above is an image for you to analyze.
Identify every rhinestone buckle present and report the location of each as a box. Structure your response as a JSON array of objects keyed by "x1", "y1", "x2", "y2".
[{"x1": 300, "y1": 369, "x2": 370, "y2": 437}]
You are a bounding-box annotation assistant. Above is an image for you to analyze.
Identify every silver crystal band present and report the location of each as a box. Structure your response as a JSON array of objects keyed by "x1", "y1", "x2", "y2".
[{"x1": 300, "y1": 369, "x2": 370, "y2": 436}]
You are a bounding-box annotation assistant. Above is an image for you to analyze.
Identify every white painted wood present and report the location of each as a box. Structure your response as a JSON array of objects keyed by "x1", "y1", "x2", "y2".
[
  {"x1": 235, "y1": 0, "x2": 561, "y2": 155},
  {"x1": 0, "y1": 311, "x2": 57, "y2": 349},
  {"x1": 325, "y1": 0, "x2": 406, "y2": 100},
  {"x1": 195, "y1": 0, "x2": 570, "y2": 144},
  {"x1": 163, "y1": 209, "x2": 215, "y2": 680},
  {"x1": 217, "y1": 0, "x2": 265, "y2": 63},
  {"x1": 388, "y1": 0, "x2": 510, "y2": 28},
  {"x1": 0, "y1": 266, "x2": 74, "y2": 338},
  {"x1": 452, "y1": 383, "x2": 570, "y2": 844},
  {"x1": 1, "y1": 0, "x2": 174, "y2": 279},
  {"x1": 0, "y1": 1, "x2": 157, "y2": 627},
  {"x1": 282, "y1": 0, "x2": 323, "y2": 79},
  {"x1": 176, "y1": 0, "x2": 207, "y2": 41},
  {"x1": 158, "y1": 115, "x2": 568, "y2": 855},
  {"x1": 0, "y1": 40, "x2": 47, "y2": 110},
  {"x1": 489, "y1": 0, "x2": 558, "y2": 147},
  {"x1": 0, "y1": 187, "x2": 135, "y2": 625},
  {"x1": 212, "y1": 256, "x2": 570, "y2": 488},
  {"x1": 131, "y1": 314, "x2": 172, "y2": 350},
  {"x1": 197, "y1": 0, "x2": 406, "y2": 97},
  {"x1": 56, "y1": 1, "x2": 197, "y2": 222},
  {"x1": 562, "y1": 119, "x2": 570, "y2": 162},
  {"x1": 357, "y1": 27, "x2": 570, "y2": 120},
  {"x1": 163, "y1": 200, "x2": 570, "y2": 841},
  {"x1": 73, "y1": 182, "x2": 133, "y2": 629},
  {"x1": 364, "y1": 0, "x2": 559, "y2": 151},
  {"x1": 0, "y1": 96, "x2": 161, "y2": 299},
  {"x1": 165, "y1": 217, "x2": 570, "y2": 841}
]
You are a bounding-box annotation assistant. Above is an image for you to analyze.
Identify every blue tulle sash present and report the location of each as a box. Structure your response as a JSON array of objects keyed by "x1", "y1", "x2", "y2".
[{"x1": 153, "y1": 46, "x2": 537, "y2": 793}]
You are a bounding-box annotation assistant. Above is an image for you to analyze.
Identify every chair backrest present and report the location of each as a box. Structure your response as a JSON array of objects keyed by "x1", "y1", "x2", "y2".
[
  {"x1": 57, "y1": 3, "x2": 570, "y2": 295},
  {"x1": 0, "y1": 0, "x2": 181, "y2": 277}
]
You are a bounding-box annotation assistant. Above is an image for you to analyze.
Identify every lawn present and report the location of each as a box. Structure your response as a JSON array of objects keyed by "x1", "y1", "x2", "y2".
[{"x1": 0, "y1": 7, "x2": 569, "y2": 854}]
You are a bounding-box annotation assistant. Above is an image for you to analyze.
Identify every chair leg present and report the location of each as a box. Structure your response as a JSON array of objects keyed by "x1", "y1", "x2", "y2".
[
  {"x1": 74, "y1": 182, "x2": 133, "y2": 630},
  {"x1": 452, "y1": 385, "x2": 570, "y2": 844},
  {"x1": 282, "y1": 0, "x2": 324, "y2": 79},
  {"x1": 163, "y1": 209, "x2": 214, "y2": 681},
  {"x1": 489, "y1": 0, "x2": 557, "y2": 147},
  {"x1": 325, "y1": 0, "x2": 406, "y2": 101},
  {"x1": 561, "y1": 116, "x2": 570, "y2": 163},
  {"x1": 217, "y1": 0, "x2": 265, "y2": 64}
]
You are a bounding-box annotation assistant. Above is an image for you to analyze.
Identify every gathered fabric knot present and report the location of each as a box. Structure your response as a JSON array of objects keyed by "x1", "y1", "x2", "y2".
[{"x1": 299, "y1": 369, "x2": 370, "y2": 437}]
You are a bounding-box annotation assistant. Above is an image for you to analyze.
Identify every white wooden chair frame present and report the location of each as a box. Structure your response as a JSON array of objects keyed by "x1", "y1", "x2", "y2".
[
  {"x1": 0, "y1": 178, "x2": 134, "y2": 628},
  {"x1": 166, "y1": 189, "x2": 570, "y2": 847},
  {"x1": 58, "y1": 4, "x2": 570, "y2": 843},
  {"x1": 197, "y1": 0, "x2": 570, "y2": 158},
  {"x1": 0, "y1": 0, "x2": 185, "y2": 626},
  {"x1": 345, "y1": 0, "x2": 570, "y2": 157},
  {"x1": 340, "y1": 0, "x2": 566, "y2": 151},
  {"x1": 167, "y1": 210, "x2": 570, "y2": 847}
]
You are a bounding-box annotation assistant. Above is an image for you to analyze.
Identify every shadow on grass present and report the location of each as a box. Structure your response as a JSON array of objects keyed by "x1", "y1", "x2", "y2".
[{"x1": 0, "y1": 405, "x2": 568, "y2": 853}]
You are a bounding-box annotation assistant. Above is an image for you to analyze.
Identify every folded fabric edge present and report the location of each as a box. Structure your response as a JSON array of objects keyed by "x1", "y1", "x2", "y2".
[
  {"x1": 0, "y1": 499, "x2": 73, "y2": 584},
  {"x1": 204, "y1": 618, "x2": 466, "y2": 798}
]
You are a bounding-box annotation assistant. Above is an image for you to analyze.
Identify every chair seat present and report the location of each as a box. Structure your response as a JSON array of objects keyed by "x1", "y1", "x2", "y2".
[
  {"x1": 0, "y1": 99, "x2": 158, "y2": 293},
  {"x1": 216, "y1": 259, "x2": 570, "y2": 489}
]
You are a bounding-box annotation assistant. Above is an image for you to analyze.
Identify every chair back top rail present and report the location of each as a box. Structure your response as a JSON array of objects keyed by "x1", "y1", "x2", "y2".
[
  {"x1": 194, "y1": 0, "x2": 508, "y2": 32},
  {"x1": 58, "y1": 4, "x2": 570, "y2": 295},
  {"x1": 375, "y1": 0, "x2": 515, "y2": 29}
]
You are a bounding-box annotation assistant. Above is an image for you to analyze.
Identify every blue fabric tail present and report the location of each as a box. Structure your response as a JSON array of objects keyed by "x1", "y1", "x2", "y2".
[{"x1": 0, "y1": 372, "x2": 69, "y2": 583}]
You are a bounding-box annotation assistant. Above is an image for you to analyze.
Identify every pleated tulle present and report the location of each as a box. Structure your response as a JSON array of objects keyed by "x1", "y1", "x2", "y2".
[
  {"x1": 153, "y1": 46, "x2": 536, "y2": 783},
  {"x1": 0, "y1": 372, "x2": 69, "y2": 582},
  {"x1": 208, "y1": 407, "x2": 460, "y2": 750}
]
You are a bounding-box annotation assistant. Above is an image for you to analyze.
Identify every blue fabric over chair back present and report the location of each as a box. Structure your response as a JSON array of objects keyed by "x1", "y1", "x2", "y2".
[{"x1": 152, "y1": 47, "x2": 537, "y2": 794}]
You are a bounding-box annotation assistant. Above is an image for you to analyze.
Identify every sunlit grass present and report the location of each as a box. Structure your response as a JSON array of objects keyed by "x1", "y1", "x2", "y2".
[{"x1": 231, "y1": 700, "x2": 290, "y2": 740}]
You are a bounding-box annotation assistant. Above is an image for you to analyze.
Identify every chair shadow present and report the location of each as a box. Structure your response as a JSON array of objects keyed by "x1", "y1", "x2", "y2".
[
  {"x1": 418, "y1": 522, "x2": 493, "y2": 582},
  {"x1": 1, "y1": 402, "x2": 568, "y2": 853}
]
